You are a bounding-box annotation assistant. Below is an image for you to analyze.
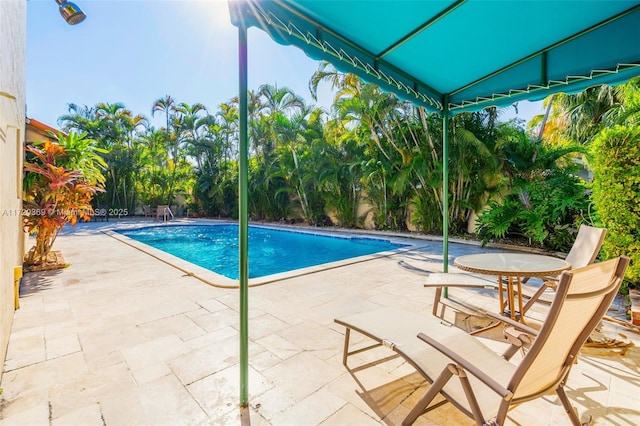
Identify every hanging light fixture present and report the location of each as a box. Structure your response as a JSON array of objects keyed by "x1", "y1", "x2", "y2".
[{"x1": 55, "y1": 0, "x2": 86, "y2": 25}]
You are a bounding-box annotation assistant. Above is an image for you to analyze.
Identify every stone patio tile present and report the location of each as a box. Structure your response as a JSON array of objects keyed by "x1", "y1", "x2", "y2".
[
  {"x1": 78, "y1": 323, "x2": 147, "y2": 359},
  {"x1": 196, "y1": 297, "x2": 228, "y2": 313},
  {"x1": 269, "y1": 387, "x2": 347, "y2": 425},
  {"x1": 182, "y1": 325, "x2": 238, "y2": 350},
  {"x1": 168, "y1": 335, "x2": 240, "y2": 385},
  {"x1": 0, "y1": 389, "x2": 49, "y2": 423},
  {"x1": 175, "y1": 320, "x2": 208, "y2": 342},
  {"x1": 1, "y1": 352, "x2": 88, "y2": 401},
  {"x1": 51, "y1": 402, "x2": 104, "y2": 426},
  {"x1": 131, "y1": 362, "x2": 172, "y2": 385},
  {"x1": 0, "y1": 401, "x2": 50, "y2": 426},
  {"x1": 93, "y1": 296, "x2": 151, "y2": 319},
  {"x1": 42, "y1": 298, "x2": 70, "y2": 313},
  {"x1": 260, "y1": 305, "x2": 307, "y2": 326},
  {"x1": 277, "y1": 320, "x2": 343, "y2": 358},
  {"x1": 249, "y1": 386, "x2": 297, "y2": 420},
  {"x1": 249, "y1": 348, "x2": 287, "y2": 372},
  {"x1": 215, "y1": 406, "x2": 272, "y2": 426},
  {"x1": 3, "y1": 326, "x2": 46, "y2": 371},
  {"x1": 586, "y1": 405, "x2": 639, "y2": 426},
  {"x1": 44, "y1": 315, "x2": 105, "y2": 340},
  {"x1": 251, "y1": 289, "x2": 331, "y2": 325},
  {"x1": 28, "y1": 309, "x2": 76, "y2": 335},
  {"x1": 120, "y1": 334, "x2": 191, "y2": 372},
  {"x1": 46, "y1": 360, "x2": 134, "y2": 420},
  {"x1": 46, "y1": 333, "x2": 81, "y2": 360},
  {"x1": 100, "y1": 374, "x2": 210, "y2": 425},
  {"x1": 187, "y1": 364, "x2": 273, "y2": 420},
  {"x1": 213, "y1": 291, "x2": 241, "y2": 311},
  {"x1": 261, "y1": 351, "x2": 343, "y2": 401},
  {"x1": 255, "y1": 334, "x2": 301, "y2": 361},
  {"x1": 388, "y1": 397, "x2": 471, "y2": 426},
  {"x1": 245, "y1": 313, "x2": 293, "y2": 340},
  {"x1": 320, "y1": 403, "x2": 380, "y2": 425},
  {"x1": 396, "y1": 380, "x2": 474, "y2": 425},
  {"x1": 183, "y1": 307, "x2": 210, "y2": 319},
  {"x1": 189, "y1": 308, "x2": 239, "y2": 333},
  {"x1": 303, "y1": 298, "x2": 385, "y2": 326},
  {"x1": 84, "y1": 350, "x2": 124, "y2": 372},
  {"x1": 131, "y1": 299, "x2": 202, "y2": 325},
  {"x1": 136, "y1": 313, "x2": 199, "y2": 340},
  {"x1": 13, "y1": 291, "x2": 44, "y2": 313},
  {"x1": 127, "y1": 286, "x2": 197, "y2": 309}
]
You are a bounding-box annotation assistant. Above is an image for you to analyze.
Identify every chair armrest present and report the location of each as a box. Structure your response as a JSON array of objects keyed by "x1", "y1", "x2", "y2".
[
  {"x1": 416, "y1": 332, "x2": 513, "y2": 400},
  {"x1": 503, "y1": 326, "x2": 533, "y2": 346},
  {"x1": 485, "y1": 311, "x2": 539, "y2": 337},
  {"x1": 424, "y1": 273, "x2": 498, "y2": 289}
]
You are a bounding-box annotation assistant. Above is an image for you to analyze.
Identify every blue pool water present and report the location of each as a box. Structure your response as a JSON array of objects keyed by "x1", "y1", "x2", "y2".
[{"x1": 118, "y1": 224, "x2": 406, "y2": 279}]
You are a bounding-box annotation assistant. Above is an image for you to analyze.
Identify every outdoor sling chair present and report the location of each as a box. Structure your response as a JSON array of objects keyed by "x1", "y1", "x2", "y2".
[
  {"x1": 518, "y1": 224, "x2": 606, "y2": 314},
  {"x1": 427, "y1": 224, "x2": 607, "y2": 319},
  {"x1": 334, "y1": 256, "x2": 629, "y2": 426}
]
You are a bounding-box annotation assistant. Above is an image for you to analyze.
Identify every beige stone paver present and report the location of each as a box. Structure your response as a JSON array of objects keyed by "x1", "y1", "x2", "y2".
[{"x1": 1, "y1": 220, "x2": 639, "y2": 425}]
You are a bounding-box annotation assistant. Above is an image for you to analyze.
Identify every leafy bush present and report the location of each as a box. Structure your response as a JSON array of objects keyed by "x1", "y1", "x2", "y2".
[
  {"x1": 590, "y1": 125, "x2": 640, "y2": 289},
  {"x1": 23, "y1": 139, "x2": 104, "y2": 265},
  {"x1": 476, "y1": 171, "x2": 590, "y2": 251}
]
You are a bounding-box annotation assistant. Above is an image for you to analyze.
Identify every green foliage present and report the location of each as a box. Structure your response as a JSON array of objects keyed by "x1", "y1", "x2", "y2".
[
  {"x1": 590, "y1": 125, "x2": 640, "y2": 288},
  {"x1": 476, "y1": 173, "x2": 590, "y2": 250},
  {"x1": 476, "y1": 131, "x2": 589, "y2": 252},
  {"x1": 54, "y1": 131, "x2": 108, "y2": 186},
  {"x1": 23, "y1": 140, "x2": 104, "y2": 265},
  {"x1": 193, "y1": 163, "x2": 238, "y2": 218}
]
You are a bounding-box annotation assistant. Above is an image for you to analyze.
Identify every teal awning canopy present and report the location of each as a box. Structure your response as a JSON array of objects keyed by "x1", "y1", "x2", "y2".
[
  {"x1": 229, "y1": 0, "x2": 640, "y2": 115},
  {"x1": 228, "y1": 0, "x2": 640, "y2": 408}
]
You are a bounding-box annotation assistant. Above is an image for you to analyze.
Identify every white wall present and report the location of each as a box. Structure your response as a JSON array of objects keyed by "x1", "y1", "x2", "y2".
[{"x1": 0, "y1": 0, "x2": 26, "y2": 378}]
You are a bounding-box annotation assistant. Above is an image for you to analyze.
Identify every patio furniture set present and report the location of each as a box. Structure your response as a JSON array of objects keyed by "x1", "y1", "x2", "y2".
[{"x1": 334, "y1": 225, "x2": 621, "y2": 425}]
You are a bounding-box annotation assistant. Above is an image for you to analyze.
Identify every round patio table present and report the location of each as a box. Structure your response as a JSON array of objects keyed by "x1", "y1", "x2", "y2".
[{"x1": 454, "y1": 252, "x2": 571, "y2": 322}]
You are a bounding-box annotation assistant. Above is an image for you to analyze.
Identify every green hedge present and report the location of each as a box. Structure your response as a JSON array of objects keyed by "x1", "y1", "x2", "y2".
[{"x1": 590, "y1": 125, "x2": 640, "y2": 289}]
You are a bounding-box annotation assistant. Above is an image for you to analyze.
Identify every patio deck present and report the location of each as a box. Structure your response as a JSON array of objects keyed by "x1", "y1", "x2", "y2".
[{"x1": 1, "y1": 221, "x2": 639, "y2": 425}]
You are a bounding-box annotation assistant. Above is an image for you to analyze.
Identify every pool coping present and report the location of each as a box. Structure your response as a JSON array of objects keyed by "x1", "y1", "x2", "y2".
[
  {"x1": 101, "y1": 218, "x2": 556, "y2": 289},
  {"x1": 104, "y1": 219, "x2": 433, "y2": 288}
]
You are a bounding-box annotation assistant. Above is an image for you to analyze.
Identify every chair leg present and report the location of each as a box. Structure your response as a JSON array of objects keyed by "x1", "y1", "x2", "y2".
[
  {"x1": 433, "y1": 287, "x2": 442, "y2": 317},
  {"x1": 342, "y1": 328, "x2": 351, "y2": 366},
  {"x1": 458, "y1": 369, "x2": 485, "y2": 426},
  {"x1": 557, "y1": 386, "x2": 582, "y2": 426},
  {"x1": 402, "y1": 365, "x2": 454, "y2": 425}
]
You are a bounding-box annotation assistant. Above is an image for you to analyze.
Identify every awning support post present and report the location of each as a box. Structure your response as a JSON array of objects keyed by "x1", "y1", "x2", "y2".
[
  {"x1": 238, "y1": 23, "x2": 250, "y2": 408},
  {"x1": 442, "y1": 95, "x2": 450, "y2": 297}
]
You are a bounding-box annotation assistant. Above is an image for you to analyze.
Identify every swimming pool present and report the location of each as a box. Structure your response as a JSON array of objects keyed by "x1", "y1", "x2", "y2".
[{"x1": 118, "y1": 224, "x2": 407, "y2": 279}]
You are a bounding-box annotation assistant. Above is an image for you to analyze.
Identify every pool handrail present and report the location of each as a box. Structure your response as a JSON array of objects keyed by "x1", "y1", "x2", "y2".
[{"x1": 156, "y1": 205, "x2": 174, "y2": 222}]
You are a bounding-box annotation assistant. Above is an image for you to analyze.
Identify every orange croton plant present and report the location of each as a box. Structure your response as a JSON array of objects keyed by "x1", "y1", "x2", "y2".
[{"x1": 23, "y1": 140, "x2": 103, "y2": 266}]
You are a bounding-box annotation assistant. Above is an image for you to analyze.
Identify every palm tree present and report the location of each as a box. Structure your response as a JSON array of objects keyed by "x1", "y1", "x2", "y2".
[
  {"x1": 151, "y1": 95, "x2": 177, "y2": 156},
  {"x1": 256, "y1": 84, "x2": 306, "y2": 160},
  {"x1": 540, "y1": 85, "x2": 623, "y2": 146},
  {"x1": 174, "y1": 102, "x2": 208, "y2": 167},
  {"x1": 272, "y1": 105, "x2": 315, "y2": 222}
]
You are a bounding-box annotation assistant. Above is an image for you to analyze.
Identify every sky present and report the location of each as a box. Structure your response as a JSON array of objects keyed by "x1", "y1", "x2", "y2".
[{"x1": 26, "y1": 0, "x2": 544, "y2": 130}]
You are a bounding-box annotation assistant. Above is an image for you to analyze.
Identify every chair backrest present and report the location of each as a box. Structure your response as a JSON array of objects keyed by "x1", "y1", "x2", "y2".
[
  {"x1": 509, "y1": 256, "x2": 629, "y2": 400},
  {"x1": 564, "y1": 224, "x2": 607, "y2": 269}
]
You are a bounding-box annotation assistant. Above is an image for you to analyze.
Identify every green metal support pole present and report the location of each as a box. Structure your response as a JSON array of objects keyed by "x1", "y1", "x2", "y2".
[
  {"x1": 238, "y1": 24, "x2": 249, "y2": 408},
  {"x1": 442, "y1": 96, "x2": 450, "y2": 297}
]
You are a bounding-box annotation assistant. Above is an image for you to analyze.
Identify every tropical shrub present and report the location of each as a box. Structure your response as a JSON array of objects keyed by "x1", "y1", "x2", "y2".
[
  {"x1": 23, "y1": 140, "x2": 104, "y2": 266},
  {"x1": 590, "y1": 125, "x2": 640, "y2": 289},
  {"x1": 475, "y1": 129, "x2": 589, "y2": 251},
  {"x1": 475, "y1": 171, "x2": 590, "y2": 250}
]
